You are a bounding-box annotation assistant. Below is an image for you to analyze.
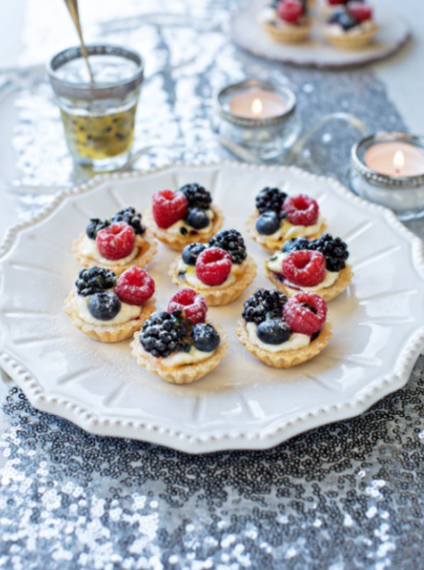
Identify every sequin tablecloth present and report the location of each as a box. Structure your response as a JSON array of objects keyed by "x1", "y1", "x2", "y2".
[{"x1": 1, "y1": 1, "x2": 424, "y2": 568}]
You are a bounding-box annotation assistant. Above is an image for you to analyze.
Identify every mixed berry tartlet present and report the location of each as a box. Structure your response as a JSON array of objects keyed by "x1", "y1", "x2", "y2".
[
  {"x1": 265, "y1": 234, "x2": 353, "y2": 301},
  {"x1": 144, "y1": 183, "x2": 224, "y2": 251},
  {"x1": 170, "y1": 230, "x2": 257, "y2": 306},
  {"x1": 323, "y1": 2, "x2": 378, "y2": 49},
  {"x1": 259, "y1": 0, "x2": 312, "y2": 44},
  {"x1": 131, "y1": 289, "x2": 228, "y2": 385},
  {"x1": 236, "y1": 288, "x2": 332, "y2": 368},
  {"x1": 247, "y1": 187, "x2": 327, "y2": 252},
  {"x1": 72, "y1": 207, "x2": 157, "y2": 275},
  {"x1": 64, "y1": 266, "x2": 156, "y2": 342}
]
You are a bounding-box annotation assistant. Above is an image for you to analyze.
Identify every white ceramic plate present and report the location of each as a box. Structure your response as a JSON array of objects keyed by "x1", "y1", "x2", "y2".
[
  {"x1": 231, "y1": 0, "x2": 410, "y2": 68},
  {"x1": 0, "y1": 163, "x2": 424, "y2": 454}
]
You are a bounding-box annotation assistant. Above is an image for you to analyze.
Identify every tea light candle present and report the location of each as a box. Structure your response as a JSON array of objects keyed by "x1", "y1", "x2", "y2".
[
  {"x1": 364, "y1": 141, "x2": 424, "y2": 178},
  {"x1": 350, "y1": 133, "x2": 424, "y2": 221},
  {"x1": 229, "y1": 89, "x2": 288, "y2": 120},
  {"x1": 214, "y1": 79, "x2": 300, "y2": 161}
]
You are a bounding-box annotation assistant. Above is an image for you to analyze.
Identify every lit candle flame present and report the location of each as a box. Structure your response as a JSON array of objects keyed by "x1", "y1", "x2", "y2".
[
  {"x1": 393, "y1": 150, "x2": 405, "y2": 174},
  {"x1": 252, "y1": 98, "x2": 263, "y2": 117}
]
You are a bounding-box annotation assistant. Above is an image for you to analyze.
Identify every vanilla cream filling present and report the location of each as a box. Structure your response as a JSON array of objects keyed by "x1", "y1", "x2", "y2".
[
  {"x1": 266, "y1": 251, "x2": 340, "y2": 292},
  {"x1": 246, "y1": 322, "x2": 310, "y2": 353},
  {"x1": 76, "y1": 295, "x2": 141, "y2": 326},
  {"x1": 326, "y1": 20, "x2": 376, "y2": 37},
  {"x1": 264, "y1": 214, "x2": 325, "y2": 242},
  {"x1": 167, "y1": 209, "x2": 214, "y2": 236},
  {"x1": 177, "y1": 258, "x2": 248, "y2": 290},
  {"x1": 79, "y1": 234, "x2": 139, "y2": 266},
  {"x1": 160, "y1": 345, "x2": 215, "y2": 369}
]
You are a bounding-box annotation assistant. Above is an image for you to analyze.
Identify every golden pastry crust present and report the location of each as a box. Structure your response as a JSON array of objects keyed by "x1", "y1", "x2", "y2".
[
  {"x1": 265, "y1": 264, "x2": 354, "y2": 302},
  {"x1": 236, "y1": 320, "x2": 332, "y2": 368},
  {"x1": 130, "y1": 324, "x2": 228, "y2": 385},
  {"x1": 262, "y1": 21, "x2": 312, "y2": 44},
  {"x1": 170, "y1": 256, "x2": 257, "y2": 306},
  {"x1": 323, "y1": 22, "x2": 378, "y2": 49},
  {"x1": 246, "y1": 212, "x2": 327, "y2": 253},
  {"x1": 72, "y1": 232, "x2": 158, "y2": 275},
  {"x1": 144, "y1": 205, "x2": 224, "y2": 252},
  {"x1": 64, "y1": 291, "x2": 156, "y2": 343}
]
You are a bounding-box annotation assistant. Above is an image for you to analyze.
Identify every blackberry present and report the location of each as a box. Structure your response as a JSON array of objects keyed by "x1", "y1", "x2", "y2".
[
  {"x1": 255, "y1": 187, "x2": 287, "y2": 214},
  {"x1": 209, "y1": 229, "x2": 247, "y2": 264},
  {"x1": 282, "y1": 237, "x2": 311, "y2": 253},
  {"x1": 86, "y1": 218, "x2": 110, "y2": 239},
  {"x1": 140, "y1": 311, "x2": 190, "y2": 358},
  {"x1": 242, "y1": 288, "x2": 288, "y2": 325},
  {"x1": 180, "y1": 183, "x2": 212, "y2": 210},
  {"x1": 111, "y1": 207, "x2": 145, "y2": 235},
  {"x1": 309, "y1": 234, "x2": 349, "y2": 272},
  {"x1": 76, "y1": 267, "x2": 117, "y2": 297},
  {"x1": 182, "y1": 243, "x2": 207, "y2": 266}
]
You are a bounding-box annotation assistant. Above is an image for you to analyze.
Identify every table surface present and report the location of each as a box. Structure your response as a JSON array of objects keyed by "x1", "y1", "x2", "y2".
[{"x1": 0, "y1": 1, "x2": 424, "y2": 568}]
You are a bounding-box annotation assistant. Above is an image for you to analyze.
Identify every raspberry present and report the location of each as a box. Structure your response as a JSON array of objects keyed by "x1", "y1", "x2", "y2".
[
  {"x1": 96, "y1": 222, "x2": 135, "y2": 261},
  {"x1": 348, "y1": 1, "x2": 372, "y2": 22},
  {"x1": 282, "y1": 250, "x2": 326, "y2": 287},
  {"x1": 196, "y1": 247, "x2": 232, "y2": 286},
  {"x1": 115, "y1": 267, "x2": 155, "y2": 306},
  {"x1": 283, "y1": 194, "x2": 319, "y2": 226},
  {"x1": 277, "y1": 0, "x2": 304, "y2": 23},
  {"x1": 283, "y1": 292, "x2": 327, "y2": 336},
  {"x1": 152, "y1": 189, "x2": 188, "y2": 229},
  {"x1": 168, "y1": 288, "x2": 207, "y2": 325}
]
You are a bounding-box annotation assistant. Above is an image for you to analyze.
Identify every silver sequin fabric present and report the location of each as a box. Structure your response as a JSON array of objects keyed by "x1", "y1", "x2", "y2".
[{"x1": 2, "y1": 0, "x2": 424, "y2": 568}]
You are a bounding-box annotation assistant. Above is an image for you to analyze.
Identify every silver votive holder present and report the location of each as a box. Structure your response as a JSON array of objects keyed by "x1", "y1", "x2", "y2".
[
  {"x1": 213, "y1": 79, "x2": 301, "y2": 161},
  {"x1": 350, "y1": 132, "x2": 424, "y2": 221}
]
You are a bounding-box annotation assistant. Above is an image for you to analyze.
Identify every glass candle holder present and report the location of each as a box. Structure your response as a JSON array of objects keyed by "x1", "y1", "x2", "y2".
[
  {"x1": 48, "y1": 45, "x2": 144, "y2": 172},
  {"x1": 213, "y1": 79, "x2": 300, "y2": 161},
  {"x1": 350, "y1": 132, "x2": 424, "y2": 221}
]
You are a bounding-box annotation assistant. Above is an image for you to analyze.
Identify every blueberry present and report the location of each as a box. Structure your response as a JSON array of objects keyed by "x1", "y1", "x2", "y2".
[
  {"x1": 338, "y1": 12, "x2": 358, "y2": 30},
  {"x1": 182, "y1": 243, "x2": 207, "y2": 266},
  {"x1": 282, "y1": 237, "x2": 310, "y2": 253},
  {"x1": 191, "y1": 323, "x2": 220, "y2": 352},
  {"x1": 257, "y1": 318, "x2": 291, "y2": 345},
  {"x1": 88, "y1": 292, "x2": 121, "y2": 321},
  {"x1": 185, "y1": 208, "x2": 210, "y2": 230},
  {"x1": 256, "y1": 212, "x2": 281, "y2": 236},
  {"x1": 328, "y1": 7, "x2": 346, "y2": 24}
]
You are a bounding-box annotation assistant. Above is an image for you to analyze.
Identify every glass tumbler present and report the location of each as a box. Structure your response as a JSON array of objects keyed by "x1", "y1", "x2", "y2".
[{"x1": 48, "y1": 45, "x2": 144, "y2": 172}]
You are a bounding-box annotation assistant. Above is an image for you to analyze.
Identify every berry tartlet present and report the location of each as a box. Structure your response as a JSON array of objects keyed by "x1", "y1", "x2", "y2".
[
  {"x1": 265, "y1": 234, "x2": 353, "y2": 301},
  {"x1": 131, "y1": 289, "x2": 228, "y2": 385},
  {"x1": 236, "y1": 288, "x2": 332, "y2": 368},
  {"x1": 170, "y1": 230, "x2": 257, "y2": 306},
  {"x1": 323, "y1": 3, "x2": 378, "y2": 49},
  {"x1": 144, "y1": 183, "x2": 224, "y2": 252},
  {"x1": 72, "y1": 207, "x2": 157, "y2": 275},
  {"x1": 247, "y1": 187, "x2": 327, "y2": 252},
  {"x1": 259, "y1": 0, "x2": 312, "y2": 44},
  {"x1": 64, "y1": 266, "x2": 156, "y2": 342}
]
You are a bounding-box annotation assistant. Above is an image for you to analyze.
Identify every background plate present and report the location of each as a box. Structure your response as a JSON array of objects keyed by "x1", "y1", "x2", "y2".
[
  {"x1": 231, "y1": 0, "x2": 410, "y2": 68},
  {"x1": 0, "y1": 163, "x2": 424, "y2": 453}
]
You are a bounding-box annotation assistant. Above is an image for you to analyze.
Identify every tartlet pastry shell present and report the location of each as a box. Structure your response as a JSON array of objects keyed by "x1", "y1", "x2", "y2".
[
  {"x1": 246, "y1": 212, "x2": 327, "y2": 253},
  {"x1": 323, "y1": 23, "x2": 378, "y2": 50},
  {"x1": 262, "y1": 21, "x2": 312, "y2": 43},
  {"x1": 72, "y1": 232, "x2": 158, "y2": 275},
  {"x1": 64, "y1": 292, "x2": 156, "y2": 343},
  {"x1": 236, "y1": 321, "x2": 332, "y2": 369},
  {"x1": 170, "y1": 256, "x2": 257, "y2": 306},
  {"x1": 265, "y1": 264, "x2": 354, "y2": 302},
  {"x1": 144, "y1": 205, "x2": 224, "y2": 252},
  {"x1": 130, "y1": 324, "x2": 228, "y2": 385}
]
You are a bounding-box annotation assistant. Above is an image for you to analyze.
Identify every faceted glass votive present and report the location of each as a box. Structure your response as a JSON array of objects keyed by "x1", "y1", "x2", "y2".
[
  {"x1": 214, "y1": 79, "x2": 301, "y2": 162},
  {"x1": 48, "y1": 45, "x2": 144, "y2": 172},
  {"x1": 350, "y1": 133, "x2": 424, "y2": 221}
]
